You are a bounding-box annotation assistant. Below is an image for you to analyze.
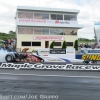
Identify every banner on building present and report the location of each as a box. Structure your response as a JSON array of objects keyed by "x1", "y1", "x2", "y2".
[
  {"x1": 81, "y1": 48, "x2": 100, "y2": 54},
  {"x1": 33, "y1": 36, "x2": 64, "y2": 40},
  {"x1": 50, "y1": 48, "x2": 66, "y2": 54},
  {"x1": 17, "y1": 18, "x2": 77, "y2": 25}
]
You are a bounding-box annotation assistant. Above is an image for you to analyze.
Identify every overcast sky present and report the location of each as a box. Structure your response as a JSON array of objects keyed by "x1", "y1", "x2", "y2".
[{"x1": 0, "y1": 0, "x2": 100, "y2": 39}]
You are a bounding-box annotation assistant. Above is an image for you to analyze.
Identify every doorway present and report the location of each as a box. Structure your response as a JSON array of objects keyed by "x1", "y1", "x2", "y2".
[{"x1": 45, "y1": 41, "x2": 49, "y2": 48}]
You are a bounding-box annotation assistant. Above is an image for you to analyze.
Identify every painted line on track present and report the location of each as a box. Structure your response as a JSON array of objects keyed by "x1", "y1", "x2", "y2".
[{"x1": 0, "y1": 73, "x2": 100, "y2": 79}]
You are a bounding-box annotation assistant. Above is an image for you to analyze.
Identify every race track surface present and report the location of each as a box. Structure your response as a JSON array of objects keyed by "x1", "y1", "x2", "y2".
[{"x1": 0, "y1": 73, "x2": 100, "y2": 100}]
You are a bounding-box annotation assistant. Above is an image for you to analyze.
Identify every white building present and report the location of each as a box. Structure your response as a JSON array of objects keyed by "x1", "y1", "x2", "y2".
[{"x1": 16, "y1": 6, "x2": 83, "y2": 52}]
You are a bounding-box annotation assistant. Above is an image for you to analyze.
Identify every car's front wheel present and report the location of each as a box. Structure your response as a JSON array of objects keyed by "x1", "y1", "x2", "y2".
[{"x1": 5, "y1": 54, "x2": 14, "y2": 62}]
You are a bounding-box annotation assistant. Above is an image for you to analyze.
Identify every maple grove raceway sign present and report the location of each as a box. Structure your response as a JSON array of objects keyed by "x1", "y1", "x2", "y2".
[{"x1": 0, "y1": 63, "x2": 100, "y2": 70}]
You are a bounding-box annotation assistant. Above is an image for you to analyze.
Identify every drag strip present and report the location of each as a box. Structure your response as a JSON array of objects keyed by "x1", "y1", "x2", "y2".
[
  {"x1": 0, "y1": 75, "x2": 100, "y2": 100},
  {"x1": 0, "y1": 62, "x2": 100, "y2": 78},
  {"x1": 0, "y1": 69, "x2": 100, "y2": 78},
  {"x1": 0, "y1": 62, "x2": 100, "y2": 100}
]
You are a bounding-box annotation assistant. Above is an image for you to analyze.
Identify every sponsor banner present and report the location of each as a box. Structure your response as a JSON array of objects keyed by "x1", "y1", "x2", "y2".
[
  {"x1": 55, "y1": 20, "x2": 70, "y2": 24},
  {"x1": 82, "y1": 54, "x2": 100, "y2": 60},
  {"x1": 66, "y1": 49, "x2": 75, "y2": 54},
  {"x1": 81, "y1": 48, "x2": 100, "y2": 54},
  {"x1": 55, "y1": 20, "x2": 77, "y2": 24},
  {"x1": 50, "y1": 48, "x2": 66, "y2": 54},
  {"x1": 0, "y1": 63, "x2": 100, "y2": 70},
  {"x1": 33, "y1": 48, "x2": 75, "y2": 59},
  {"x1": 33, "y1": 36, "x2": 64, "y2": 40},
  {"x1": 46, "y1": 20, "x2": 55, "y2": 24},
  {"x1": 17, "y1": 18, "x2": 77, "y2": 25},
  {"x1": 38, "y1": 50, "x2": 49, "y2": 54},
  {"x1": 18, "y1": 18, "x2": 46, "y2": 23}
]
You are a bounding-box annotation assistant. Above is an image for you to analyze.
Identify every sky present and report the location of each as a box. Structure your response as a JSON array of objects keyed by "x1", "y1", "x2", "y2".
[{"x1": 0, "y1": 0, "x2": 100, "y2": 39}]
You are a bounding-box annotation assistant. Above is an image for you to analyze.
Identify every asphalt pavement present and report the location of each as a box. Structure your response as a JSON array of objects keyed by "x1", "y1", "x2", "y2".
[{"x1": 0, "y1": 73, "x2": 100, "y2": 100}]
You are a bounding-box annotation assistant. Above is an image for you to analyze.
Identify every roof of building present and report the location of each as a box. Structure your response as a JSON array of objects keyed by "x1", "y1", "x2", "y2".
[{"x1": 17, "y1": 6, "x2": 80, "y2": 13}]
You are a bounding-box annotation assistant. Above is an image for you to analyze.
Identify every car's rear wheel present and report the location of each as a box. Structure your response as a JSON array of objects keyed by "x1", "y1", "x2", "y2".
[{"x1": 5, "y1": 54, "x2": 14, "y2": 62}]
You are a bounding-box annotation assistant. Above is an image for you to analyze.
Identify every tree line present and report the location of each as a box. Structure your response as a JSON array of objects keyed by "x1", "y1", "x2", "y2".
[
  {"x1": 78, "y1": 38, "x2": 95, "y2": 42},
  {"x1": 0, "y1": 31, "x2": 16, "y2": 40}
]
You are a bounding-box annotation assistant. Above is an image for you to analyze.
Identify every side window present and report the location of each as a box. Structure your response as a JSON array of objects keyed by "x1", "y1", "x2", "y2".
[
  {"x1": 64, "y1": 15, "x2": 70, "y2": 20},
  {"x1": 34, "y1": 13, "x2": 42, "y2": 19},
  {"x1": 42, "y1": 29, "x2": 49, "y2": 35},
  {"x1": 66, "y1": 42, "x2": 73, "y2": 46},
  {"x1": 54, "y1": 42, "x2": 61, "y2": 46},
  {"x1": 26, "y1": 13, "x2": 33, "y2": 19},
  {"x1": 26, "y1": 27, "x2": 33, "y2": 34},
  {"x1": 51, "y1": 14, "x2": 56, "y2": 20},
  {"x1": 56, "y1": 15, "x2": 63, "y2": 20},
  {"x1": 18, "y1": 12, "x2": 26, "y2": 18},
  {"x1": 18, "y1": 27, "x2": 25, "y2": 34},
  {"x1": 70, "y1": 15, "x2": 77, "y2": 21},
  {"x1": 42, "y1": 13, "x2": 49, "y2": 19},
  {"x1": 34, "y1": 28, "x2": 42, "y2": 35},
  {"x1": 32, "y1": 42, "x2": 41, "y2": 46},
  {"x1": 22, "y1": 42, "x2": 31, "y2": 46},
  {"x1": 51, "y1": 14, "x2": 63, "y2": 20}
]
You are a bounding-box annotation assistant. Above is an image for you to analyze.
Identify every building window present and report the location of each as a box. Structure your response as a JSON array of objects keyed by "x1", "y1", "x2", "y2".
[
  {"x1": 18, "y1": 27, "x2": 25, "y2": 34},
  {"x1": 64, "y1": 15, "x2": 70, "y2": 20},
  {"x1": 32, "y1": 42, "x2": 41, "y2": 46},
  {"x1": 42, "y1": 13, "x2": 49, "y2": 19},
  {"x1": 66, "y1": 42, "x2": 73, "y2": 46},
  {"x1": 54, "y1": 42, "x2": 61, "y2": 46},
  {"x1": 51, "y1": 14, "x2": 63, "y2": 20},
  {"x1": 70, "y1": 15, "x2": 77, "y2": 21},
  {"x1": 26, "y1": 13, "x2": 33, "y2": 19},
  {"x1": 22, "y1": 42, "x2": 31, "y2": 46},
  {"x1": 51, "y1": 14, "x2": 56, "y2": 20},
  {"x1": 34, "y1": 28, "x2": 42, "y2": 35},
  {"x1": 18, "y1": 12, "x2": 26, "y2": 18},
  {"x1": 70, "y1": 30, "x2": 77, "y2": 35},
  {"x1": 26, "y1": 27, "x2": 33, "y2": 34},
  {"x1": 64, "y1": 29, "x2": 77, "y2": 35},
  {"x1": 64, "y1": 29, "x2": 71, "y2": 35},
  {"x1": 42, "y1": 29, "x2": 49, "y2": 35},
  {"x1": 56, "y1": 15, "x2": 63, "y2": 20},
  {"x1": 34, "y1": 13, "x2": 42, "y2": 19},
  {"x1": 50, "y1": 29, "x2": 63, "y2": 35}
]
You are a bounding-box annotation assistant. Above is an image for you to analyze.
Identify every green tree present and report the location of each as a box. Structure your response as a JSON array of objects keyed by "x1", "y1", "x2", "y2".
[
  {"x1": 0, "y1": 31, "x2": 16, "y2": 40},
  {"x1": 62, "y1": 41, "x2": 67, "y2": 48},
  {"x1": 74, "y1": 40, "x2": 78, "y2": 50},
  {"x1": 50, "y1": 41, "x2": 54, "y2": 48},
  {"x1": 9, "y1": 31, "x2": 16, "y2": 39}
]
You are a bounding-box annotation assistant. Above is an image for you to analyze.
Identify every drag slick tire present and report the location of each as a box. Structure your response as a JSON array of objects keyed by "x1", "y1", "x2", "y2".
[{"x1": 5, "y1": 54, "x2": 14, "y2": 62}]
